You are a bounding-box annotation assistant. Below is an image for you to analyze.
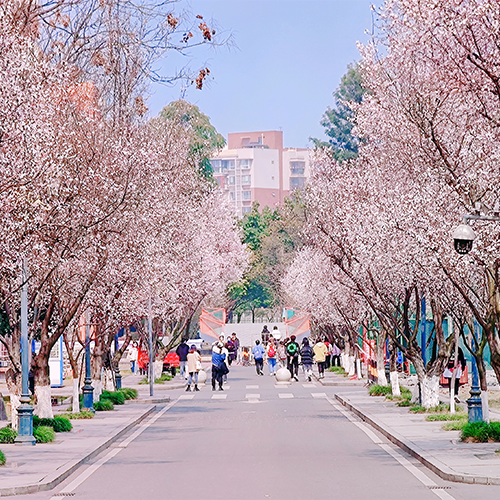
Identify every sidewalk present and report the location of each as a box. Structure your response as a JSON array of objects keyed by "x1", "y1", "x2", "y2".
[
  {"x1": 333, "y1": 382, "x2": 500, "y2": 485},
  {"x1": 0, "y1": 372, "x2": 192, "y2": 496}
]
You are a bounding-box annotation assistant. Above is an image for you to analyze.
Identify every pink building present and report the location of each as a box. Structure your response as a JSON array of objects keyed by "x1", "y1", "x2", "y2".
[{"x1": 211, "y1": 131, "x2": 310, "y2": 217}]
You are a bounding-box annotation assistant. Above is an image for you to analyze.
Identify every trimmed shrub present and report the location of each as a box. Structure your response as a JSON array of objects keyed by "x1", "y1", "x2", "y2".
[
  {"x1": 33, "y1": 415, "x2": 72, "y2": 432},
  {"x1": 462, "y1": 421, "x2": 500, "y2": 442},
  {"x1": 34, "y1": 425, "x2": 55, "y2": 443},
  {"x1": 426, "y1": 413, "x2": 466, "y2": 422},
  {"x1": 0, "y1": 427, "x2": 17, "y2": 444},
  {"x1": 0, "y1": 450, "x2": 5, "y2": 466},
  {"x1": 118, "y1": 388, "x2": 138, "y2": 400},
  {"x1": 94, "y1": 399, "x2": 114, "y2": 411},
  {"x1": 369, "y1": 385, "x2": 392, "y2": 397},
  {"x1": 60, "y1": 411, "x2": 94, "y2": 419},
  {"x1": 443, "y1": 420, "x2": 469, "y2": 431},
  {"x1": 100, "y1": 391, "x2": 125, "y2": 405},
  {"x1": 397, "y1": 399, "x2": 412, "y2": 407},
  {"x1": 329, "y1": 366, "x2": 346, "y2": 375}
]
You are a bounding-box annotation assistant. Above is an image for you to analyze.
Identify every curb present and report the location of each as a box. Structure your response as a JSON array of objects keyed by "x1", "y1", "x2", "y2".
[
  {"x1": 335, "y1": 394, "x2": 500, "y2": 486},
  {"x1": 0, "y1": 405, "x2": 157, "y2": 497}
]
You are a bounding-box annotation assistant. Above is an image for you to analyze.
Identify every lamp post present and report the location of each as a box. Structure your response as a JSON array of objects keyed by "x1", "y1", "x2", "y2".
[
  {"x1": 82, "y1": 310, "x2": 94, "y2": 412},
  {"x1": 114, "y1": 333, "x2": 122, "y2": 390},
  {"x1": 452, "y1": 211, "x2": 500, "y2": 422},
  {"x1": 14, "y1": 258, "x2": 35, "y2": 446}
]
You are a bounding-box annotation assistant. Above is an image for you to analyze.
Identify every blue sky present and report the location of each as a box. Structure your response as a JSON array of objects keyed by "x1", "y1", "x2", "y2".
[{"x1": 147, "y1": 0, "x2": 380, "y2": 148}]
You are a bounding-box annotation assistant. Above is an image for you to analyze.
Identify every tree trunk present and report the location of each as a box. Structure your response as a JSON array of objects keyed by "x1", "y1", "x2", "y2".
[
  {"x1": 33, "y1": 367, "x2": 53, "y2": 418},
  {"x1": 6, "y1": 368, "x2": 21, "y2": 430},
  {"x1": 376, "y1": 329, "x2": 388, "y2": 386},
  {"x1": 420, "y1": 374, "x2": 440, "y2": 408},
  {"x1": 389, "y1": 339, "x2": 400, "y2": 396},
  {"x1": 72, "y1": 378, "x2": 80, "y2": 413},
  {"x1": 153, "y1": 360, "x2": 163, "y2": 380}
]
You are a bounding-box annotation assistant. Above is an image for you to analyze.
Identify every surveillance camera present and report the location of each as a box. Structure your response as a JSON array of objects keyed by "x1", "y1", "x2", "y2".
[{"x1": 452, "y1": 223, "x2": 476, "y2": 254}]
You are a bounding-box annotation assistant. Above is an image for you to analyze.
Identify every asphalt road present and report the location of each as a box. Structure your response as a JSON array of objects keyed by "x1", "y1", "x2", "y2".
[{"x1": 15, "y1": 366, "x2": 500, "y2": 500}]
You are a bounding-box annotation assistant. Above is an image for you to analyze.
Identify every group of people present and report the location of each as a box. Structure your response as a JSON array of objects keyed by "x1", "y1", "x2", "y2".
[
  {"x1": 252, "y1": 329, "x2": 341, "y2": 382},
  {"x1": 211, "y1": 333, "x2": 240, "y2": 391}
]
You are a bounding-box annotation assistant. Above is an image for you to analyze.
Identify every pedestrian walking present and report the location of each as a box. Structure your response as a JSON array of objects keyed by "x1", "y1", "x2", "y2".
[
  {"x1": 277, "y1": 341, "x2": 287, "y2": 368},
  {"x1": 313, "y1": 338, "x2": 328, "y2": 379},
  {"x1": 300, "y1": 338, "x2": 314, "y2": 382},
  {"x1": 226, "y1": 333, "x2": 239, "y2": 366},
  {"x1": 176, "y1": 338, "x2": 189, "y2": 379},
  {"x1": 331, "y1": 343, "x2": 341, "y2": 367},
  {"x1": 261, "y1": 325, "x2": 270, "y2": 344},
  {"x1": 129, "y1": 342, "x2": 138, "y2": 374},
  {"x1": 272, "y1": 325, "x2": 282, "y2": 341},
  {"x1": 267, "y1": 338, "x2": 277, "y2": 375},
  {"x1": 325, "y1": 341, "x2": 332, "y2": 369},
  {"x1": 252, "y1": 340, "x2": 265, "y2": 376},
  {"x1": 186, "y1": 345, "x2": 202, "y2": 392},
  {"x1": 286, "y1": 335, "x2": 300, "y2": 381},
  {"x1": 443, "y1": 346, "x2": 466, "y2": 402},
  {"x1": 211, "y1": 342, "x2": 227, "y2": 391}
]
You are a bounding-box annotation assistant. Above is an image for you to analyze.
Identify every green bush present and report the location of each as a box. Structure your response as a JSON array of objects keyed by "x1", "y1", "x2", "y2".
[
  {"x1": 329, "y1": 366, "x2": 346, "y2": 375},
  {"x1": 94, "y1": 399, "x2": 114, "y2": 411},
  {"x1": 118, "y1": 388, "x2": 138, "y2": 400},
  {"x1": 100, "y1": 391, "x2": 125, "y2": 405},
  {"x1": 0, "y1": 450, "x2": 5, "y2": 466},
  {"x1": 33, "y1": 415, "x2": 72, "y2": 432},
  {"x1": 397, "y1": 399, "x2": 412, "y2": 407},
  {"x1": 426, "y1": 413, "x2": 466, "y2": 422},
  {"x1": 0, "y1": 427, "x2": 17, "y2": 444},
  {"x1": 60, "y1": 411, "x2": 94, "y2": 419},
  {"x1": 369, "y1": 385, "x2": 392, "y2": 397},
  {"x1": 34, "y1": 425, "x2": 55, "y2": 443},
  {"x1": 139, "y1": 374, "x2": 172, "y2": 384}
]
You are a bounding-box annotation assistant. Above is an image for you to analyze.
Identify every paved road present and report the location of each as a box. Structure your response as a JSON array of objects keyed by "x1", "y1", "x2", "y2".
[{"x1": 15, "y1": 366, "x2": 500, "y2": 500}]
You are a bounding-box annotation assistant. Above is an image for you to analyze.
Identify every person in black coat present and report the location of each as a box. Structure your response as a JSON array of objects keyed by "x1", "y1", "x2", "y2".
[{"x1": 300, "y1": 338, "x2": 314, "y2": 382}]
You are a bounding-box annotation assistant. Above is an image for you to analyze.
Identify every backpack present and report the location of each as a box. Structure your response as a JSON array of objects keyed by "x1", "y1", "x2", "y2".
[
  {"x1": 287, "y1": 342, "x2": 298, "y2": 356},
  {"x1": 268, "y1": 346, "x2": 276, "y2": 358}
]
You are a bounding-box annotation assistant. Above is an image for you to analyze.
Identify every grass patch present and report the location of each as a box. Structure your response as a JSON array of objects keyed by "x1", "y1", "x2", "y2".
[
  {"x1": 426, "y1": 413, "x2": 466, "y2": 422},
  {"x1": 329, "y1": 366, "x2": 346, "y2": 375},
  {"x1": 139, "y1": 373, "x2": 173, "y2": 384},
  {"x1": 461, "y1": 421, "x2": 500, "y2": 443},
  {"x1": 410, "y1": 403, "x2": 449, "y2": 414},
  {"x1": 118, "y1": 388, "x2": 138, "y2": 400},
  {"x1": 34, "y1": 425, "x2": 55, "y2": 443},
  {"x1": 369, "y1": 385, "x2": 392, "y2": 397},
  {"x1": 0, "y1": 450, "x2": 5, "y2": 466},
  {"x1": 60, "y1": 411, "x2": 94, "y2": 419},
  {"x1": 33, "y1": 415, "x2": 72, "y2": 432},
  {"x1": 443, "y1": 420, "x2": 469, "y2": 431},
  {"x1": 0, "y1": 427, "x2": 17, "y2": 444},
  {"x1": 397, "y1": 399, "x2": 412, "y2": 407},
  {"x1": 94, "y1": 399, "x2": 114, "y2": 411},
  {"x1": 100, "y1": 391, "x2": 125, "y2": 405}
]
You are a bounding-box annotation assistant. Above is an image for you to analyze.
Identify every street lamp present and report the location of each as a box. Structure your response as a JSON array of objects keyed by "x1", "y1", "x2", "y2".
[
  {"x1": 82, "y1": 310, "x2": 94, "y2": 412},
  {"x1": 452, "y1": 211, "x2": 500, "y2": 422},
  {"x1": 14, "y1": 258, "x2": 35, "y2": 446}
]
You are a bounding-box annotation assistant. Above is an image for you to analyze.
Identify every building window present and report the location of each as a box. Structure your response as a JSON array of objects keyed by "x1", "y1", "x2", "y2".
[
  {"x1": 242, "y1": 175, "x2": 251, "y2": 185},
  {"x1": 228, "y1": 176, "x2": 235, "y2": 185},
  {"x1": 229, "y1": 191, "x2": 235, "y2": 201},
  {"x1": 290, "y1": 161, "x2": 305, "y2": 175},
  {"x1": 242, "y1": 206, "x2": 251, "y2": 214},
  {"x1": 210, "y1": 160, "x2": 222, "y2": 173},
  {"x1": 242, "y1": 190, "x2": 251, "y2": 200},
  {"x1": 290, "y1": 177, "x2": 306, "y2": 190},
  {"x1": 225, "y1": 160, "x2": 235, "y2": 170},
  {"x1": 238, "y1": 159, "x2": 252, "y2": 169}
]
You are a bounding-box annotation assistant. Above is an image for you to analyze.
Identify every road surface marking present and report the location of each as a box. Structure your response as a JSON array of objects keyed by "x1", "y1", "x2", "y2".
[
  {"x1": 302, "y1": 383, "x2": 316, "y2": 388},
  {"x1": 52, "y1": 400, "x2": 178, "y2": 499},
  {"x1": 212, "y1": 394, "x2": 227, "y2": 400},
  {"x1": 326, "y1": 397, "x2": 456, "y2": 500},
  {"x1": 246, "y1": 393, "x2": 260, "y2": 399},
  {"x1": 178, "y1": 394, "x2": 195, "y2": 400},
  {"x1": 246, "y1": 385, "x2": 259, "y2": 389},
  {"x1": 274, "y1": 384, "x2": 290, "y2": 388},
  {"x1": 279, "y1": 393, "x2": 294, "y2": 399},
  {"x1": 311, "y1": 392, "x2": 327, "y2": 398}
]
